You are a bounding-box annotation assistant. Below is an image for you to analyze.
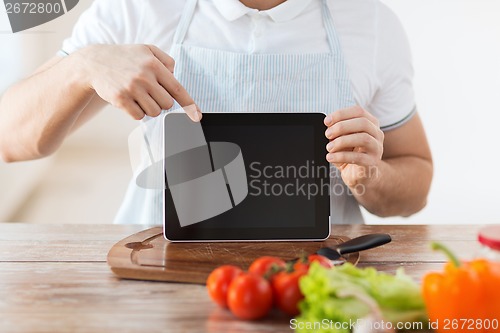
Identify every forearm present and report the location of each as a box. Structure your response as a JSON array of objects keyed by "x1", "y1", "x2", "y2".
[
  {"x1": 0, "y1": 44, "x2": 201, "y2": 163},
  {"x1": 0, "y1": 53, "x2": 94, "y2": 162},
  {"x1": 354, "y1": 156, "x2": 433, "y2": 217}
]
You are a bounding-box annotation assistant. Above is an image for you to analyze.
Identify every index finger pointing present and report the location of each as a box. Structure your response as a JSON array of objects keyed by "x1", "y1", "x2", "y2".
[
  {"x1": 145, "y1": 45, "x2": 201, "y2": 122},
  {"x1": 159, "y1": 69, "x2": 202, "y2": 122}
]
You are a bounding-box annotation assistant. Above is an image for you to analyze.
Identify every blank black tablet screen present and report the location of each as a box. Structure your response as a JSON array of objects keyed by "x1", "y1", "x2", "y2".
[{"x1": 164, "y1": 113, "x2": 330, "y2": 241}]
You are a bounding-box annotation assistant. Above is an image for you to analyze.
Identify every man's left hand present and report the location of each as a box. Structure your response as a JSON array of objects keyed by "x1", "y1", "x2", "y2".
[{"x1": 324, "y1": 106, "x2": 384, "y2": 191}]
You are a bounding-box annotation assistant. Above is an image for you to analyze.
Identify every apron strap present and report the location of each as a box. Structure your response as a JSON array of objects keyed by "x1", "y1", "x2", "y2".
[
  {"x1": 321, "y1": 0, "x2": 342, "y2": 54},
  {"x1": 172, "y1": 0, "x2": 198, "y2": 46}
]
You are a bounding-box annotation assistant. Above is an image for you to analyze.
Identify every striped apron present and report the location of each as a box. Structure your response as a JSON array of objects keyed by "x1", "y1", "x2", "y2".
[{"x1": 114, "y1": 0, "x2": 364, "y2": 225}]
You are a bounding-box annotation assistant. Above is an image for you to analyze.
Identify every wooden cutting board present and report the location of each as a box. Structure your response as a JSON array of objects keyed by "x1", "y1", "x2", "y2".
[{"x1": 107, "y1": 227, "x2": 359, "y2": 284}]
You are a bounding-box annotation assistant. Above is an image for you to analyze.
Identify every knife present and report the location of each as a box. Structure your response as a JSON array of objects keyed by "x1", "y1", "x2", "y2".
[{"x1": 316, "y1": 233, "x2": 392, "y2": 262}]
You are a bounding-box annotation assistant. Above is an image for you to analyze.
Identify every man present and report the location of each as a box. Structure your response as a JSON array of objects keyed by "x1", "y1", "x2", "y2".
[{"x1": 0, "y1": 0, "x2": 433, "y2": 224}]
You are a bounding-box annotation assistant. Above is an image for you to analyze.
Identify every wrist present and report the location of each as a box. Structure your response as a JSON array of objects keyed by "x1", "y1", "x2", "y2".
[{"x1": 69, "y1": 45, "x2": 99, "y2": 93}]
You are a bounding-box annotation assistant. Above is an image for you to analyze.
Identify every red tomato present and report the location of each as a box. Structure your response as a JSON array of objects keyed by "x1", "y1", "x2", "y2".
[
  {"x1": 248, "y1": 256, "x2": 286, "y2": 277},
  {"x1": 206, "y1": 265, "x2": 243, "y2": 308},
  {"x1": 227, "y1": 273, "x2": 273, "y2": 320},
  {"x1": 293, "y1": 254, "x2": 333, "y2": 272},
  {"x1": 271, "y1": 270, "x2": 307, "y2": 316}
]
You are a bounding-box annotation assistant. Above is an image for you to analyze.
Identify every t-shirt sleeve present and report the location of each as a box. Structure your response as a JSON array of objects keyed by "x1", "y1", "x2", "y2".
[
  {"x1": 368, "y1": 2, "x2": 416, "y2": 131},
  {"x1": 59, "y1": 0, "x2": 131, "y2": 55}
]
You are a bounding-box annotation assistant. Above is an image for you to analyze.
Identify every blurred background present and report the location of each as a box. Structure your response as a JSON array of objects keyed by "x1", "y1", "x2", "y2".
[{"x1": 0, "y1": 0, "x2": 499, "y2": 224}]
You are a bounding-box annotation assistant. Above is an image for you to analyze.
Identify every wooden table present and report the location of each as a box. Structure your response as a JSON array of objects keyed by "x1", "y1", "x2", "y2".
[{"x1": 0, "y1": 224, "x2": 483, "y2": 333}]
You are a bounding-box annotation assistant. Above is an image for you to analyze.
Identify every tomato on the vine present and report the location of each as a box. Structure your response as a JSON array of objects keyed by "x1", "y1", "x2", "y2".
[
  {"x1": 207, "y1": 253, "x2": 333, "y2": 320},
  {"x1": 206, "y1": 265, "x2": 243, "y2": 308},
  {"x1": 227, "y1": 273, "x2": 273, "y2": 320},
  {"x1": 248, "y1": 256, "x2": 286, "y2": 277},
  {"x1": 271, "y1": 270, "x2": 307, "y2": 316}
]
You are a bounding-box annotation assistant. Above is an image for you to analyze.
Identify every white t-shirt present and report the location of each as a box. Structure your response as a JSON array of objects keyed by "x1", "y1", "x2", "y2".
[{"x1": 61, "y1": 0, "x2": 416, "y2": 130}]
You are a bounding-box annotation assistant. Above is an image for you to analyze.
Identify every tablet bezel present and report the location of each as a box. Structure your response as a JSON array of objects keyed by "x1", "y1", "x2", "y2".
[{"x1": 163, "y1": 112, "x2": 330, "y2": 242}]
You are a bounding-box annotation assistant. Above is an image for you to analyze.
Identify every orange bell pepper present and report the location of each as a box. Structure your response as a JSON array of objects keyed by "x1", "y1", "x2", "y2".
[{"x1": 422, "y1": 242, "x2": 500, "y2": 333}]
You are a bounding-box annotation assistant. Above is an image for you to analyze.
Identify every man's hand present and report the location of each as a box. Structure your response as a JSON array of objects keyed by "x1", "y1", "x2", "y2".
[
  {"x1": 75, "y1": 44, "x2": 202, "y2": 121},
  {"x1": 325, "y1": 107, "x2": 433, "y2": 218},
  {"x1": 0, "y1": 44, "x2": 203, "y2": 162},
  {"x1": 324, "y1": 106, "x2": 384, "y2": 191}
]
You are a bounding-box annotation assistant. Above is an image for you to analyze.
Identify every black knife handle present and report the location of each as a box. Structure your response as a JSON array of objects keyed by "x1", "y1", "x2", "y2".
[{"x1": 336, "y1": 233, "x2": 392, "y2": 255}]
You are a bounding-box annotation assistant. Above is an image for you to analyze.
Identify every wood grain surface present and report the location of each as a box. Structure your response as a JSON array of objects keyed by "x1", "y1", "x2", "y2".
[
  {"x1": 107, "y1": 227, "x2": 359, "y2": 284},
  {"x1": 0, "y1": 223, "x2": 485, "y2": 333}
]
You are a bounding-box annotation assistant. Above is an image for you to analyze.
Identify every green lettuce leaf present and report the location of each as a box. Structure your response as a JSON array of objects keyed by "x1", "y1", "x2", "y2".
[{"x1": 294, "y1": 263, "x2": 427, "y2": 333}]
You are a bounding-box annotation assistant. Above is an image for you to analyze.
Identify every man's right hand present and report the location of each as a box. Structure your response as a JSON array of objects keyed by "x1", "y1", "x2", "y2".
[{"x1": 75, "y1": 44, "x2": 201, "y2": 121}]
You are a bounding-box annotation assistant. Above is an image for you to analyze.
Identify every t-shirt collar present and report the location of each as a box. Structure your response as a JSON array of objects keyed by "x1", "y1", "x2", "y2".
[{"x1": 213, "y1": 0, "x2": 313, "y2": 23}]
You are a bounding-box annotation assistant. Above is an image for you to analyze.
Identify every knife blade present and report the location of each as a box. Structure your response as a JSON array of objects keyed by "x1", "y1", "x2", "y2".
[{"x1": 316, "y1": 233, "x2": 391, "y2": 261}]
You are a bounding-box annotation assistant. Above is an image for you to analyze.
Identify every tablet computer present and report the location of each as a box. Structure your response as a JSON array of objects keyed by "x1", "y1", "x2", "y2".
[{"x1": 163, "y1": 112, "x2": 330, "y2": 242}]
